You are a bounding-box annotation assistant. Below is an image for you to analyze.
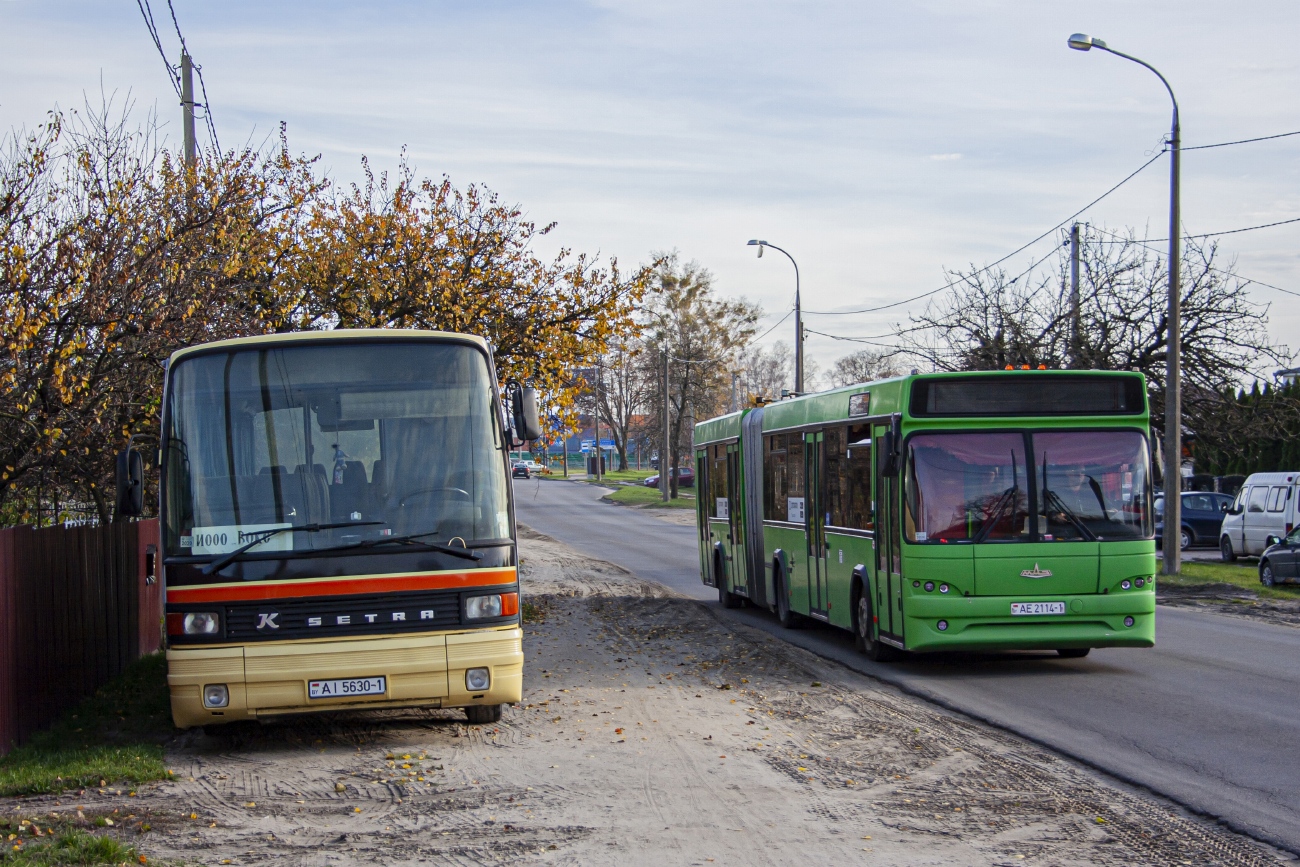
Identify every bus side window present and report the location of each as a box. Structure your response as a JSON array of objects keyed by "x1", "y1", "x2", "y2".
[
  {"x1": 764, "y1": 434, "x2": 788, "y2": 521},
  {"x1": 844, "y1": 423, "x2": 872, "y2": 531}
]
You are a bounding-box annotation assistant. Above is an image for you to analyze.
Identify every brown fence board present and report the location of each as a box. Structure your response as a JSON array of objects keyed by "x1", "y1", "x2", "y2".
[{"x1": 0, "y1": 519, "x2": 157, "y2": 753}]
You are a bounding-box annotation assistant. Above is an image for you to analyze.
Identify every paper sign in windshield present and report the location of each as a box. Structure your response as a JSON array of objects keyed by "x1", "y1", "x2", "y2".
[{"x1": 190, "y1": 524, "x2": 292, "y2": 555}]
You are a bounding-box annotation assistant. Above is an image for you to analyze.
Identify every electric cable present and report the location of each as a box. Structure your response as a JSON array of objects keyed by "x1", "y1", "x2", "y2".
[
  {"x1": 1184, "y1": 130, "x2": 1300, "y2": 151},
  {"x1": 804, "y1": 150, "x2": 1166, "y2": 316}
]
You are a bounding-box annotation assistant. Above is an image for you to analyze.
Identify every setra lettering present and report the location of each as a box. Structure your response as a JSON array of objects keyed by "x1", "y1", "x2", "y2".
[
  {"x1": 420, "y1": 610, "x2": 434, "y2": 620},
  {"x1": 307, "y1": 617, "x2": 322, "y2": 627},
  {"x1": 392, "y1": 612, "x2": 406, "y2": 621},
  {"x1": 365, "y1": 614, "x2": 377, "y2": 623},
  {"x1": 337, "y1": 615, "x2": 350, "y2": 625}
]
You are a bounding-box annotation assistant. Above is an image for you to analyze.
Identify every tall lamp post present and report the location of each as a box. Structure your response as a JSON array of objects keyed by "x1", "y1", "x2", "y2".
[
  {"x1": 1068, "y1": 33, "x2": 1182, "y2": 576},
  {"x1": 748, "y1": 240, "x2": 804, "y2": 394}
]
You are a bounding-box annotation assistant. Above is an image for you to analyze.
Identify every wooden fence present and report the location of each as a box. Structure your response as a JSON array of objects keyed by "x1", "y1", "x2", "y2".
[{"x1": 0, "y1": 519, "x2": 161, "y2": 754}]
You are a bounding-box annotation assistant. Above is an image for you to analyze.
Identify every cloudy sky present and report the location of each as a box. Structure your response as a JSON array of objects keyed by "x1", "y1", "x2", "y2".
[{"x1": 3, "y1": 1, "x2": 1298, "y2": 379}]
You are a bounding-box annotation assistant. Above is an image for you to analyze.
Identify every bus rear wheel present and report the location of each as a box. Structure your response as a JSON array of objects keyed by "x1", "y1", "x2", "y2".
[
  {"x1": 716, "y1": 553, "x2": 742, "y2": 609},
  {"x1": 854, "y1": 590, "x2": 901, "y2": 662},
  {"x1": 775, "y1": 566, "x2": 799, "y2": 628},
  {"x1": 465, "y1": 704, "x2": 503, "y2": 724},
  {"x1": 1056, "y1": 648, "x2": 1090, "y2": 659}
]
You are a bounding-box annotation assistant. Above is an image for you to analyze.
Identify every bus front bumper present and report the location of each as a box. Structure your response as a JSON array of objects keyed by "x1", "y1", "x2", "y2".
[
  {"x1": 166, "y1": 626, "x2": 523, "y2": 729},
  {"x1": 901, "y1": 591, "x2": 1155, "y2": 653}
]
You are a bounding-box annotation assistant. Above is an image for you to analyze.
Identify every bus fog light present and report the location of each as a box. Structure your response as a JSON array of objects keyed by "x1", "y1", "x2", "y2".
[
  {"x1": 1121, "y1": 580, "x2": 1132, "y2": 590},
  {"x1": 465, "y1": 668, "x2": 491, "y2": 691},
  {"x1": 184, "y1": 612, "x2": 220, "y2": 635},
  {"x1": 1123, "y1": 616, "x2": 1135, "y2": 628},
  {"x1": 939, "y1": 584, "x2": 950, "y2": 593},
  {"x1": 466, "y1": 595, "x2": 503, "y2": 619},
  {"x1": 924, "y1": 582, "x2": 935, "y2": 592},
  {"x1": 1135, "y1": 578, "x2": 1145, "y2": 588},
  {"x1": 203, "y1": 684, "x2": 229, "y2": 708},
  {"x1": 937, "y1": 620, "x2": 948, "y2": 631}
]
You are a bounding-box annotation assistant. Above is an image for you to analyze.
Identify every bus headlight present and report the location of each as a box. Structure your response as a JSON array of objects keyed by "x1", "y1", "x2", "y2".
[
  {"x1": 184, "y1": 612, "x2": 220, "y2": 634},
  {"x1": 465, "y1": 668, "x2": 491, "y2": 691},
  {"x1": 1121, "y1": 580, "x2": 1132, "y2": 590},
  {"x1": 203, "y1": 684, "x2": 229, "y2": 708},
  {"x1": 1124, "y1": 616, "x2": 1135, "y2": 627},
  {"x1": 465, "y1": 592, "x2": 518, "y2": 620},
  {"x1": 466, "y1": 595, "x2": 503, "y2": 619}
]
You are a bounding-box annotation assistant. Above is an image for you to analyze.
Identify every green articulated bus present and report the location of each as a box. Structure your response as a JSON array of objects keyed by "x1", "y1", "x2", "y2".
[{"x1": 693, "y1": 370, "x2": 1157, "y2": 660}]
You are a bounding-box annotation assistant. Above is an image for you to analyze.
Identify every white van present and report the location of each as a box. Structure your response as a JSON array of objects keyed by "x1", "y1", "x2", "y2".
[{"x1": 1219, "y1": 472, "x2": 1299, "y2": 560}]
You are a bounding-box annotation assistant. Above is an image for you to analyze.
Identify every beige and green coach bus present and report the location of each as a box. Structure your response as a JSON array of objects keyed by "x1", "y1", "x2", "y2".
[
  {"x1": 694, "y1": 370, "x2": 1156, "y2": 660},
  {"x1": 122, "y1": 330, "x2": 537, "y2": 728}
]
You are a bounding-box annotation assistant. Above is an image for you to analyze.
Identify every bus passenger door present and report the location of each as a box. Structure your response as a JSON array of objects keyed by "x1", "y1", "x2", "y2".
[
  {"x1": 874, "y1": 424, "x2": 903, "y2": 642},
  {"x1": 806, "y1": 431, "x2": 828, "y2": 618},
  {"x1": 696, "y1": 450, "x2": 711, "y2": 585},
  {"x1": 726, "y1": 443, "x2": 746, "y2": 596}
]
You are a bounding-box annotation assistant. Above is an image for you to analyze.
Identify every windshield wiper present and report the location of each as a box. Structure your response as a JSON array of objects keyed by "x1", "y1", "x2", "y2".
[
  {"x1": 1040, "y1": 453, "x2": 1097, "y2": 541},
  {"x1": 202, "y1": 521, "x2": 382, "y2": 575},
  {"x1": 315, "y1": 530, "x2": 482, "y2": 561},
  {"x1": 973, "y1": 448, "x2": 1020, "y2": 544}
]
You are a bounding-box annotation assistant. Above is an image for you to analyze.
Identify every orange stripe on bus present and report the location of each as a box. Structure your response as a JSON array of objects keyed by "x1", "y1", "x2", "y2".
[{"x1": 166, "y1": 568, "x2": 517, "y2": 604}]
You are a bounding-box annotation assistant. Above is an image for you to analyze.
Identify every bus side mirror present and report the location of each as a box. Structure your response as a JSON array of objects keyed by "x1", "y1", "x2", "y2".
[
  {"x1": 116, "y1": 448, "x2": 144, "y2": 518},
  {"x1": 511, "y1": 386, "x2": 542, "y2": 442}
]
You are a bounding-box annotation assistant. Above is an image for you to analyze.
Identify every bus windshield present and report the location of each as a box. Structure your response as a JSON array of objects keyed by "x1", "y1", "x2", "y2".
[
  {"x1": 163, "y1": 340, "x2": 509, "y2": 563},
  {"x1": 906, "y1": 430, "x2": 1152, "y2": 543}
]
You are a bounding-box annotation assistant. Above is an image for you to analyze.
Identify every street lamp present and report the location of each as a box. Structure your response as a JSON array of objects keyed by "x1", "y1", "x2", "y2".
[
  {"x1": 748, "y1": 239, "x2": 804, "y2": 394},
  {"x1": 1068, "y1": 33, "x2": 1182, "y2": 576}
]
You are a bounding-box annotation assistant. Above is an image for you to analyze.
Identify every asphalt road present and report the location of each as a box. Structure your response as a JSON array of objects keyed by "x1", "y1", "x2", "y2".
[{"x1": 514, "y1": 476, "x2": 1300, "y2": 855}]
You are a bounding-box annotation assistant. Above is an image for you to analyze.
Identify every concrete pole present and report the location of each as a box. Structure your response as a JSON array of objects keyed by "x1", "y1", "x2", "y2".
[
  {"x1": 180, "y1": 51, "x2": 197, "y2": 172},
  {"x1": 1069, "y1": 223, "x2": 1081, "y2": 368},
  {"x1": 661, "y1": 353, "x2": 670, "y2": 503},
  {"x1": 1163, "y1": 110, "x2": 1182, "y2": 576},
  {"x1": 593, "y1": 357, "x2": 603, "y2": 482}
]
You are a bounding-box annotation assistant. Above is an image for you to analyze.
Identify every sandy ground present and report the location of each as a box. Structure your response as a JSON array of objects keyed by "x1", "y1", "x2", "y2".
[{"x1": 14, "y1": 527, "x2": 1292, "y2": 865}]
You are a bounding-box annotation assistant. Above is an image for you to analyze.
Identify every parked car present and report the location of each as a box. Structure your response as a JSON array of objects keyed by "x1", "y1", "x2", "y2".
[
  {"x1": 1218, "y1": 472, "x2": 1299, "y2": 561},
  {"x1": 1154, "y1": 492, "x2": 1234, "y2": 550},
  {"x1": 523, "y1": 460, "x2": 549, "y2": 475},
  {"x1": 1259, "y1": 526, "x2": 1300, "y2": 586},
  {"x1": 512, "y1": 462, "x2": 530, "y2": 479},
  {"x1": 644, "y1": 466, "x2": 695, "y2": 488}
]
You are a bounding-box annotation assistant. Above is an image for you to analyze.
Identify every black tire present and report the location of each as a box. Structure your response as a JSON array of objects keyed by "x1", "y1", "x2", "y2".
[
  {"x1": 1220, "y1": 535, "x2": 1237, "y2": 563},
  {"x1": 853, "y1": 584, "x2": 901, "y2": 662},
  {"x1": 1180, "y1": 527, "x2": 1193, "y2": 551},
  {"x1": 1057, "y1": 648, "x2": 1091, "y2": 659},
  {"x1": 1261, "y1": 561, "x2": 1276, "y2": 587},
  {"x1": 774, "y1": 564, "x2": 799, "y2": 628},
  {"x1": 716, "y1": 553, "x2": 742, "y2": 609},
  {"x1": 465, "y1": 704, "x2": 503, "y2": 725}
]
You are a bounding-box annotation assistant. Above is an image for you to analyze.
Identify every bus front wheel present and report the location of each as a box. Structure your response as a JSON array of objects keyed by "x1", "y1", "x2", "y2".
[{"x1": 854, "y1": 589, "x2": 901, "y2": 662}]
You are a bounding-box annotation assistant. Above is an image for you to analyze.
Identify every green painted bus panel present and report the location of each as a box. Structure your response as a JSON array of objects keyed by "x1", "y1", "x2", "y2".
[
  {"x1": 904, "y1": 588, "x2": 1155, "y2": 652},
  {"x1": 763, "y1": 525, "x2": 805, "y2": 610},
  {"x1": 1100, "y1": 550, "x2": 1158, "y2": 592},
  {"x1": 695, "y1": 410, "x2": 746, "y2": 446},
  {"x1": 823, "y1": 532, "x2": 874, "y2": 630},
  {"x1": 971, "y1": 542, "x2": 1100, "y2": 596},
  {"x1": 903, "y1": 556, "x2": 975, "y2": 598}
]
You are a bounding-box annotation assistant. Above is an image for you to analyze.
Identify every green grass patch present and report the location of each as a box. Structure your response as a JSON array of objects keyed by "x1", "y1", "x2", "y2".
[
  {"x1": 0, "y1": 825, "x2": 142, "y2": 866},
  {"x1": 1164, "y1": 560, "x2": 1300, "y2": 601},
  {"x1": 605, "y1": 485, "x2": 696, "y2": 509},
  {"x1": 521, "y1": 601, "x2": 545, "y2": 623},
  {"x1": 0, "y1": 654, "x2": 174, "y2": 797},
  {"x1": 577, "y1": 468, "x2": 656, "y2": 484}
]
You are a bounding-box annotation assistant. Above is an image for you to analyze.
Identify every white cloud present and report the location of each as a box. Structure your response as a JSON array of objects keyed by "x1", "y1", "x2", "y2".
[{"x1": 929, "y1": 153, "x2": 963, "y2": 161}]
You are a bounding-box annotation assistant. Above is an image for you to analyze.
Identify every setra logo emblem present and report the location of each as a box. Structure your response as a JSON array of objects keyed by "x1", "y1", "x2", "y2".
[
  {"x1": 1020, "y1": 563, "x2": 1053, "y2": 579},
  {"x1": 255, "y1": 612, "x2": 280, "y2": 630}
]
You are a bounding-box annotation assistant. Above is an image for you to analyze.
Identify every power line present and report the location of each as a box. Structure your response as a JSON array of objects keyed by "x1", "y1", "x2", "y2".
[
  {"x1": 1184, "y1": 129, "x2": 1300, "y2": 151},
  {"x1": 752, "y1": 308, "x2": 795, "y2": 343},
  {"x1": 1091, "y1": 225, "x2": 1300, "y2": 300},
  {"x1": 135, "y1": 0, "x2": 181, "y2": 96},
  {"x1": 804, "y1": 150, "x2": 1166, "y2": 316},
  {"x1": 1137, "y1": 215, "x2": 1300, "y2": 243},
  {"x1": 804, "y1": 240, "x2": 1068, "y2": 345},
  {"x1": 165, "y1": 0, "x2": 219, "y2": 153}
]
